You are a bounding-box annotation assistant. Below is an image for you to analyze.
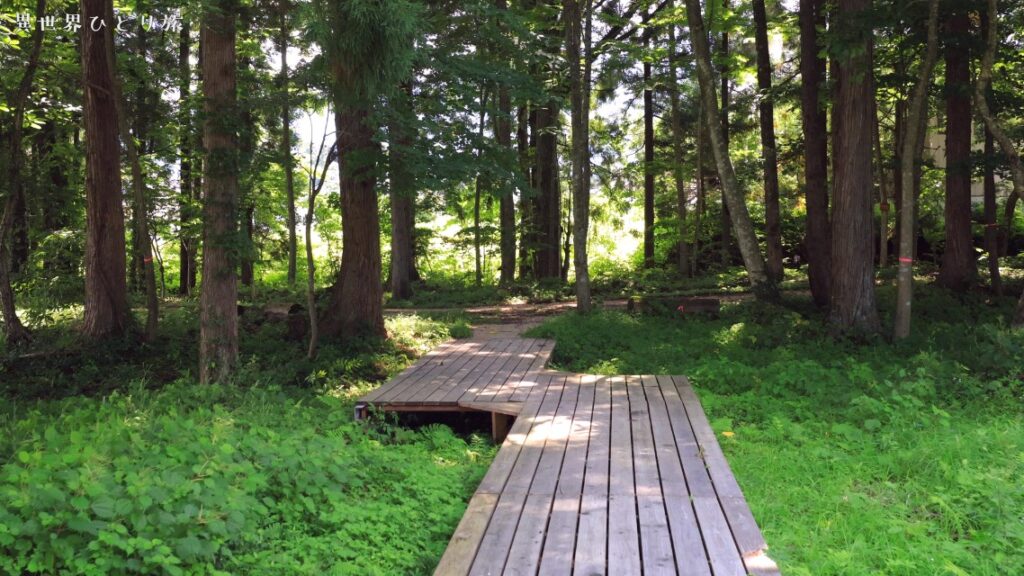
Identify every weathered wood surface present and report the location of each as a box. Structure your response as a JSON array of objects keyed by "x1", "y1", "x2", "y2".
[{"x1": 356, "y1": 336, "x2": 779, "y2": 576}]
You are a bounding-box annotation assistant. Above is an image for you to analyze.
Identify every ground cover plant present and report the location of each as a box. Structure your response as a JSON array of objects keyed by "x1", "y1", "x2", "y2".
[{"x1": 529, "y1": 283, "x2": 1024, "y2": 576}]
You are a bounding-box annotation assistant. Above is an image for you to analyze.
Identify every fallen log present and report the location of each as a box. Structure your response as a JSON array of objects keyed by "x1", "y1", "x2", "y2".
[{"x1": 627, "y1": 296, "x2": 721, "y2": 317}]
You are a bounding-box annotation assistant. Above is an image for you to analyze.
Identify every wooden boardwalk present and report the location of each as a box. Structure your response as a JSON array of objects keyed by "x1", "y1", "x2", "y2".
[{"x1": 356, "y1": 333, "x2": 780, "y2": 576}]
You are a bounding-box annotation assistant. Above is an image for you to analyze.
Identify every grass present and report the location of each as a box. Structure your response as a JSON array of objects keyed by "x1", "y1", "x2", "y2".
[
  {"x1": 0, "y1": 307, "x2": 492, "y2": 575},
  {"x1": 528, "y1": 284, "x2": 1024, "y2": 576}
]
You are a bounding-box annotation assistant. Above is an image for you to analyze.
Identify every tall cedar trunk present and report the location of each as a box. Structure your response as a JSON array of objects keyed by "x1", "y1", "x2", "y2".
[
  {"x1": 279, "y1": 19, "x2": 297, "y2": 285},
  {"x1": 105, "y1": 6, "x2": 158, "y2": 340},
  {"x1": 535, "y1": 103, "x2": 561, "y2": 279},
  {"x1": 390, "y1": 81, "x2": 416, "y2": 300},
  {"x1": 496, "y1": 0, "x2": 516, "y2": 285},
  {"x1": 719, "y1": 0, "x2": 732, "y2": 266},
  {"x1": 320, "y1": 109, "x2": 386, "y2": 340},
  {"x1": 199, "y1": 5, "x2": 240, "y2": 383},
  {"x1": 753, "y1": 0, "x2": 783, "y2": 281},
  {"x1": 0, "y1": 0, "x2": 45, "y2": 345},
  {"x1": 893, "y1": 91, "x2": 905, "y2": 252},
  {"x1": 178, "y1": 23, "x2": 197, "y2": 296},
  {"x1": 893, "y1": 0, "x2": 939, "y2": 339},
  {"x1": 239, "y1": 55, "x2": 256, "y2": 290},
  {"x1": 974, "y1": 0, "x2": 1024, "y2": 327},
  {"x1": 668, "y1": 18, "x2": 690, "y2": 276},
  {"x1": 829, "y1": 0, "x2": 880, "y2": 332},
  {"x1": 642, "y1": 26, "x2": 656, "y2": 268},
  {"x1": 518, "y1": 106, "x2": 536, "y2": 279},
  {"x1": 937, "y1": 10, "x2": 975, "y2": 292},
  {"x1": 241, "y1": 204, "x2": 255, "y2": 285},
  {"x1": 474, "y1": 90, "x2": 488, "y2": 286},
  {"x1": 82, "y1": 0, "x2": 132, "y2": 340},
  {"x1": 692, "y1": 106, "x2": 705, "y2": 276},
  {"x1": 800, "y1": 0, "x2": 831, "y2": 307},
  {"x1": 566, "y1": 0, "x2": 591, "y2": 311},
  {"x1": 984, "y1": 128, "x2": 1001, "y2": 294},
  {"x1": 684, "y1": 0, "x2": 773, "y2": 296},
  {"x1": 875, "y1": 93, "x2": 889, "y2": 267}
]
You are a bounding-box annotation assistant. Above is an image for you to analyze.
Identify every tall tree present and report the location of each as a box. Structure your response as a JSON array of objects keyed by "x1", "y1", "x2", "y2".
[
  {"x1": 829, "y1": 0, "x2": 880, "y2": 332},
  {"x1": 683, "y1": 0, "x2": 774, "y2": 297},
  {"x1": 893, "y1": 0, "x2": 940, "y2": 339},
  {"x1": 81, "y1": 0, "x2": 132, "y2": 340},
  {"x1": 983, "y1": 127, "x2": 1001, "y2": 295},
  {"x1": 199, "y1": 0, "x2": 240, "y2": 383},
  {"x1": 390, "y1": 81, "x2": 417, "y2": 300},
  {"x1": 800, "y1": 0, "x2": 831, "y2": 307},
  {"x1": 642, "y1": 20, "x2": 656, "y2": 269},
  {"x1": 668, "y1": 16, "x2": 690, "y2": 276},
  {"x1": 178, "y1": 23, "x2": 198, "y2": 296},
  {"x1": 496, "y1": 0, "x2": 517, "y2": 285},
  {"x1": 718, "y1": 0, "x2": 732, "y2": 266},
  {"x1": 752, "y1": 0, "x2": 783, "y2": 282},
  {"x1": 566, "y1": 0, "x2": 592, "y2": 311},
  {"x1": 974, "y1": 0, "x2": 1024, "y2": 327},
  {"x1": 534, "y1": 102, "x2": 561, "y2": 279},
  {"x1": 937, "y1": 7, "x2": 975, "y2": 292},
  {"x1": 104, "y1": 4, "x2": 158, "y2": 340},
  {"x1": 315, "y1": 0, "x2": 416, "y2": 341},
  {"x1": 0, "y1": 0, "x2": 45, "y2": 345},
  {"x1": 278, "y1": 10, "x2": 298, "y2": 286}
]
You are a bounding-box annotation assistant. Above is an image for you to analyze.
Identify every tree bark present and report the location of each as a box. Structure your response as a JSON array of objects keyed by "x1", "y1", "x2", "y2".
[
  {"x1": 984, "y1": 128, "x2": 1001, "y2": 295},
  {"x1": 0, "y1": 0, "x2": 45, "y2": 345},
  {"x1": 534, "y1": 103, "x2": 561, "y2": 280},
  {"x1": 566, "y1": 0, "x2": 592, "y2": 311},
  {"x1": 518, "y1": 106, "x2": 536, "y2": 279},
  {"x1": 974, "y1": 0, "x2": 1024, "y2": 327},
  {"x1": 105, "y1": 4, "x2": 158, "y2": 341},
  {"x1": 719, "y1": 0, "x2": 732, "y2": 267},
  {"x1": 874, "y1": 94, "x2": 889, "y2": 268},
  {"x1": 937, "y1": 9, "x2": 975, "y2": 292},
  {"x1": 199, "y1": 3, "x2": 240, "y2": 382},
  {"x1": 279, "y1": 18, "x2": 297, "y2": 286},
  {"x1": 753, "y1": 0, "x2": 783, "y2": 282},
  {"x1": 893, "y1": 0, "x2": 939, "y2": 339},
  {"x1": 692, "y1": 106, "x2": 705, "y2": 276},
  {"x1": 474, "y1": 89, "x2": 488, "y2": 287},
  {"x1": 390, "y1": 82, "x2": 417, "y2": 300},
  {"x1": 178, "y1": 23, "x2": 197, "y2": 296},
  {"x1": 830, "y1": 0, "x2": 880, "y2": 332},
  {"x1": 320, "y1": 109, "x2": 386, "y2": 340},
  {"x1": 81, "y1": 0, "x2": 132, "y2": 340},
  {"x1": 683, "y1": 0, "x2": 774, "y2": 297},
  {"x1": 800, "y1": 0, "x2": 831, "y2": 308},
  {"x1": 643, "y1": 22, "x2": 656, "y2": 269},
  {"x1": 668, "y1": 17, "x2": 689, "y2": 277},
  {"x1": 496, "y1": 0, "x2": 516, "y2": 285}
]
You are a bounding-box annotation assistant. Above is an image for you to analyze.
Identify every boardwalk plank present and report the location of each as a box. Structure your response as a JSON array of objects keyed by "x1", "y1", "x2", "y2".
[
  {"x1": 607, "y1": 376, "x2": 641, "y2": 575},
  {"x1": 630, "y1": 376, "x2": 677, "y2": 575}
]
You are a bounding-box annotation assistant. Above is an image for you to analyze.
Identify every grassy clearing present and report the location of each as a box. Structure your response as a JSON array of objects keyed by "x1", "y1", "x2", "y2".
[
  {"x1": 528, "y1": 284, "x2": 1024, "y2": 576},
  {"x1": 0, "y1": 309, "x2": 491, "y2": 575}
]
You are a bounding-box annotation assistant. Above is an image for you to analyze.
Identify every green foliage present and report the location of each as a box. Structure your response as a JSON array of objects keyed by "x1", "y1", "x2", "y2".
[
  {"x1": 529, "y1": 284, "x2": 1024, "y2": 575},
  {"x1": 0, "y1": 309, "x2": 491, "y2": 575}
]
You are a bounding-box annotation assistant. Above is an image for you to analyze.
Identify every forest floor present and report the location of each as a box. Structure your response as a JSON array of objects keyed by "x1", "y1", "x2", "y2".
[{"x1": 2, "y1": 276, "x2": 1022, "y2": 574}]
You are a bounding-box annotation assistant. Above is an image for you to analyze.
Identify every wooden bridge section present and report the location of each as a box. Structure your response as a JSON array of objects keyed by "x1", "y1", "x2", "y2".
[{"x1": 356, "y1": 335, "x2": 779, "y2": 576}]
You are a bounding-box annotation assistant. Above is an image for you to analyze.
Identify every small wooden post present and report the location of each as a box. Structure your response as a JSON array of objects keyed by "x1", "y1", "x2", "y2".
[{"x1": 491, "y1": 412, "x2": 513, "y2": 443}]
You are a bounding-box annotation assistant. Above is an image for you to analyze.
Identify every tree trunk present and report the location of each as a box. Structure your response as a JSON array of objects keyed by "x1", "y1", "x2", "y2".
[
  {"x1": 829, "y1": 0, "x2": 880, "y2": 333},
  {"x1": 683, "y1": 0, "x2": 774, "y2": 297},
  {"x1": 874, "y1": 94, "x2": 889, "y2": 268},
  {"x1": 692, "y1": 107, "x2": 705, "y2": 276},
  {"x1": 474, "y1": 89, "x2": 488, "y2": 287},
  {"x1": 390, "y1": 82, "x2": 417, "y2": 300},
  {"x1": 718, "y1": 0, "x2": 732, "y2": 267},
  {"x1": 517, "y1": 105, "x2": 535, "y2": 280},
  {"x1": 800, "y1": 0, "x2": 831, "y2": 308},
  {"x1": 937, "y1": 10, "x2": 975, "y2": 292},
  {"x1": 643, "y1": 25, "x2": 656, "y2": 269},
  {"x1": 753, "y1": 0, "x2": 783, "y2": 282},
  {"x1": 668, "y1": 18, "x2": 690, "y2": 277},
  {"x1": 199, "y1": 4, "x2": 240, "y2": 383},
  {"x1": 496, "y1": 0, "x2": 516, "y2": 285},
  {"x1": 320, "y1": 109, "x2": 386, "y2": 340},
  {"x1": 241, "y1": 203, "x2": 255, "y2": 286},
  {"x1": 983, "y1": 128, "x2": 1001, "y2": 295},
  {"x1": 82, "y1": 0, "x2": 132, "y2": 340},
  {"x1": 566, "y1": 0, "x2": 592, "y2": 312},
  {"x1": 105, "y1": 5, "x2": 158, "y2": 341},
  {"x1": 279, "y1": 19, "x2": 297, "y2": 286},
  {"x1": 178, "y1": 23, "x2": 197, "y2": 296},
  {"x1": 974, "y1": 0, "x2": 1024, "y2": 327},
  {"x1": 0, "y1": 0, "x2": 45, "y2": 345},
  {"x1": 534, "y1": 103, "x2": 561, "y2": 280},
  {"x1": 893, "y1": 0, "x2": 939, "y2": 339},
  {"x1": 305, "y1": 134, "x2": 334, "y2": 360}
]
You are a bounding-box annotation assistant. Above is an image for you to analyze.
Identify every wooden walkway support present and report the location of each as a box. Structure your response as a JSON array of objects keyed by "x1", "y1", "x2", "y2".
[{"x1": 356, "y1": 335, "x2": 780, "y2": 575}]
